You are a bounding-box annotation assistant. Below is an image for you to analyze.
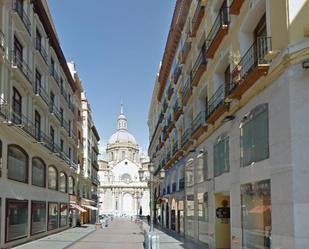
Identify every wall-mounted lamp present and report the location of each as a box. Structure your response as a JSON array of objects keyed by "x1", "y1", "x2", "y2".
[
  {"x1": 302, "y1": 58, "x2": 309, "y2": 69},
  {"x1": 222, "y1": 115, "x2": 235, "y2": 123}
]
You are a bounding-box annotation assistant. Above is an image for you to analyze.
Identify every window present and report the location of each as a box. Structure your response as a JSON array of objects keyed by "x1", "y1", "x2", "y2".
[
  {"x1": 48, "y1": 166, "x2": 57, "y2": 190},
  {"x1": 68, "y1": 120, "x2": 71, "y2": 136},
  {"x1": 59, "y1": 172, "x2": 67, "y2": 193},
  {"x1": 48, "y1": 202, "x2": 58, "y2": 230},
  {"x1": 50, "y1": 126, "x2": 55, "y2": 146},
  {"x1": 35, "y1": 70, "x2": 41, "y2": 93},
  {"x1": 12, "y1": 87, "x2": 22, "y2": 124},
  {"x1": 7, "y1": 145, "x2": 28, "y2": 183},
  {"x1": 60, "y1": 139, "x2": 64, "y2": 152},
  {"x1": 213, "y1": 133, "x2": 229, "y2": 177},
  {"x1": 34, "y1": 111, "x2": 41, "y2": 140},
  {"x1": 240, "y1": 104, "x2": 269, "y2": 167},
  {"x1": 241, "y1": 180, "x2": 271, "y2": 249},
  {"x1": 6, "y1": 199, "x2": 28, "y2": 242},
  {"x1": 36, "y1": 29, "x2": 42, "y2": 50},
  {"x1": 15, "y1": 0, "x2": 23, "y2": 17},
  {"x1": 50, "y1": 58, "x2": 55, "y2": 75},
  {"x1": 60, "y1": 108, "x2": 64, "y2": 125},
  {"x1": 13, "y1": 36, "x2": 23, "y2": 68},
  {"x1": 68, "y1": 148, "x2": 71, "y2": 160},
  {"x1": 32, "y1": 157, "x2": 46, "y2": 187},
  {"x1": 122, "y1": 151, "x2": 125, "y2": 160},
  {"x1": 68, "y1": 176, "x2": 74, "y2": 195},
  {"x1": 31, "y1": 201, "x2": 46, "y2": 235},
  {"x1": 50, "y1": 91, "x2": 55, "y2": 107},
  {"x1": 197, "y1": 150, "x2": 208, "y2": 183},
  {"x1": 197, "y1": 192, "x2": 208, "y2": 222},
  {"x1": 60, "y1": 203, "x2": 68, "y2": 227}
]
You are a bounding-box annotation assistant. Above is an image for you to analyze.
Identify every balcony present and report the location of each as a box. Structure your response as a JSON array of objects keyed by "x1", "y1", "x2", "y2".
[
  {"x1": 182, "y1": 127, "x2": 193, "y2": 151},
  {"x1": 49, "y1": 67, "x2": 60, "y2": 86},
  {"x1": 182, "y1": 78, "x2": 192, "y2": 106},
  {"x1": 191, "y1": 45, "x2": 207, "y2": 86},
  {"x1": 227, "y1": 37, "x2": 272, "y2": 99},
  {"x1": 174, "y1": 100, "x2": 183, "y2": 121},
  {"x1": 35, "y1": 39, "x2": 48, "y2": 65},
  {"x1": 206, "y1": 7, "x2": 230, "y2": 59},
  {"x1": 167, "y1": 83, "x2": 174, "y2": 100},
  {"x1": 206, "y1": 84, "x2": 228, "y2": 124},
  {"x1": 33, "y1": 85, "x2": 49, "y2": 107},
  {"x1": 191, "y1": 0, "x2": 206, "y2": 37},
  {"x1": 49, "y1": 104, "x2": 62, "y2": 123},
  {"x1": 230, "y1": 0, "x2": 245, "y2": 15},
  {"x1": 173, "y1": 64, "x2": 182, "y2": 85},
  {"x1": 12, "y1": 53, "x2": 32, "y2": 85},
  {"x1": 181, "y1": 39, "x2": 191, "y2": 64},
  {"x1": 191, "y1": 111, "x2": 207, "y2": 139},
  {"x1": 0, "y1": 97, "x2": 9, "y2": 120},
  {"x1": 179, "y1": 178, "x2": 185, "y2": 191},
  {"x1": 13, "y1": 0, "x2": 31, "y2": 35}
]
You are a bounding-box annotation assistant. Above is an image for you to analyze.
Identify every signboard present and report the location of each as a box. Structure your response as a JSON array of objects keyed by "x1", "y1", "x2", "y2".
[{"x1": 216, "y1": 207, "x2": 230, "y2": 219}]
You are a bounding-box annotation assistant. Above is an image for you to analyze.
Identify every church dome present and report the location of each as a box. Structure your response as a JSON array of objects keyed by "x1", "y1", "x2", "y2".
[
  {"x1": 108, "y1": 104, "x2": 137, "y2": 145},
  {"x1": 108, "y1": 130, "x2": 137, "y2": 144}
]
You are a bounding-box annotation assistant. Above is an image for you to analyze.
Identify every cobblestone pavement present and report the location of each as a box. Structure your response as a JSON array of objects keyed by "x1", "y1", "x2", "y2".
[
  {"x1": 15, "y1": 225, "x2": 95, "y2": 249},
  {"x1": 68, "y1": 218, "x2": 144, "y2": 249}
]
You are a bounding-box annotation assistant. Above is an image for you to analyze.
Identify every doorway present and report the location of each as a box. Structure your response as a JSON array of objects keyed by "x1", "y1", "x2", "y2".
[{"x1": 215, "y1": 192, "x2": 231, "y2": 249}]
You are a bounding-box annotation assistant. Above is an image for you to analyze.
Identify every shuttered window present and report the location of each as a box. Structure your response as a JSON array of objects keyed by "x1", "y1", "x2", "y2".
[
  {"x1": 240, "y1": 104, "x2": 269, "y2": 167},
  {"x1": 214, "y1": 134, "x2": 229, "y2": 177}
]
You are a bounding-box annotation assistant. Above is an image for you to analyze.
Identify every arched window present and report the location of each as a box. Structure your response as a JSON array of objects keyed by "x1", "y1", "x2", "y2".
[
  {"x1": 7, "y1": 145, "x2": 28, "y2": 183},
  {"x1": 121, "y1": 173, "x2": 131, "y2": 183},
  {"x1": 32, "y1": 157, "x2": 46, "y2": 187},
  {"x1": 48, "y1": 166, "x2": 58, "y2": 190},
  {"x1": 59, "y1": 172, "x2": 67, "y2": 193},
  {"x1": 12, "y1": 87, "x2": 22, "y2": 124},
  {"x1": 68, "y1": 176, "x2": 74, "y2": 195}
]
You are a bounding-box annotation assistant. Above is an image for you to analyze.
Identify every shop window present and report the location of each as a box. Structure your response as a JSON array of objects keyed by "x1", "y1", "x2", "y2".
[
  {"x1": 59, "y1": 172, "x2": 67, "y2": 193},
  {"x1": 31, "y1": 201, "x2": 46, "y2": 235},
  {"x1": 48, "y1": 202, "x2": 58, "y2": 230},
  {"x1": 59, "y1": 203, "x2": 68, "y2": 227},
  {"x1": 7, "y1": 145, "x2": 28, "y2": 183},
  {"x1": 241, "y1": 180, "x2": 271, "y2": 249},
  {"x1": 6, "y1": 199, "x2": 28, "y2": 242},
  {"x1": 240, "y1": 104, "x2": 269, "y2": 167},
  {"x1": 68, "y1": 176, "x2": 75, "y2": 195},
  {"x1": 213, "y1": 133, "x2": 229, "y2": 177},
  {"x1": 32, "y1": 157, "x2": 46, "y2": 187},
  {"x1": 48, "y1": 166, "x2": 58, "y2": 190}
]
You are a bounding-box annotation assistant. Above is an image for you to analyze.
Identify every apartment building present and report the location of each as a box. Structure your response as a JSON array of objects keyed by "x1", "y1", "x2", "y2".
[
  {"x1": 0, "y1": 1, "x2": 100, "y2": 248},
  {"x1": 148, "y1": 0, "x2": 309, "y2": 249}
]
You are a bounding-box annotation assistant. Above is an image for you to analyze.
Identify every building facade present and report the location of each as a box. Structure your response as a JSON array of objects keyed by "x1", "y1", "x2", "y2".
[
  {"x1": 148, "y1": 0, "x2": 309, "y2": 249},
  {"x1": 99, "y1": 107, "x2": 150, "y2": 217},
  {"x1": 0, "y1": 1, "x2": 100, "y2": 248}
]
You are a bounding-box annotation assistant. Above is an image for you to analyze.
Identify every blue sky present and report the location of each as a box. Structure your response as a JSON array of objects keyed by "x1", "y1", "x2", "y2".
[{"x1": 48, "y1": 0, "x2": 176, "y2": 154}]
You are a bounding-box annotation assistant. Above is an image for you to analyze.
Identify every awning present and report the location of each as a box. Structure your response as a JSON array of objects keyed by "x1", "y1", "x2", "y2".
[
  {"x1": 70, "y1": 203, "x2": 87, "y2": 212},
  {"x1": 82, "y1": 205, "x2": 98, "y2": 211}
]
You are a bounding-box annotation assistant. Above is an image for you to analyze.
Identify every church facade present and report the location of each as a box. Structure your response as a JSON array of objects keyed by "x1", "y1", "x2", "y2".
[{"x1": 98, "y1": 107, "x2": 150, "y2": 217}]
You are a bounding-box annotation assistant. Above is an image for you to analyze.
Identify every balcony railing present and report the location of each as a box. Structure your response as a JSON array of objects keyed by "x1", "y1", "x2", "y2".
[
  {"x1": 191, "y1": 0, "x2": 206, "y2": 37},
  {"x1": 182, "y1": 127, "x2": 192, "y2": 148},
  {"x1": 207, "y1": 84, "x2": 227, "y2": 124},
  {"x1": 49, "y1": 67, "x2": 60, "y2": 86},
  {"x1": 191, "y1": 111, "x2": 207, "y2": 139},
  {"x1": 13, "y1": 0, "x2": 31, "y2": 35},
  {"x1": 34, "y1": 85, "x2": 49, "y2": 106},
  {"x1": 12, "y1": 53, "x2": 33, "y2": 84},
  {"x1": 173, "y1": 64, "x2": 182, "y2": 84},
  {"x1": 179, "y1": 178, "x2": 185, "y2": 191},
  {"x1": 0, "y1": 97, "x2": 9, "y2": 119},
  {"x1": 183, "y1": 77, "x2": 192, "y2": 105},
  {"x1": 49, "y1": 103, "x2": 62, "y2": 122},
  {"x1": 228, "y1": 37, "x2": 272, "y2": 99},
  {"x1": 229, "y1": 0, "x2": 245, "y2": 15},
  {"x1": 35, "y1": 39, "x2": 48, "y2": 64},
  {"x1": 60, "y1": 86, "x2": 69, "y2": 102},
  {"x1": 206, "y1": 7, "x2": 230, "y2": 59},
  {"x1": 191, "y1": 45, "x2": 207, "y2": 86}
]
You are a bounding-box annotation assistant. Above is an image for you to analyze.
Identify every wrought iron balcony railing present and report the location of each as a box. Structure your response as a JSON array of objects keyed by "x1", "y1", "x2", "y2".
[
  {"x1": 35, "y1": 39, "x2": 48, "y2": 64},
  {"x1": 182, "y1": 77, "x2": 192, "y2": 105},
  {"x1": 12, "y1": 53, "x2": 33, "y2": 84},
  {"x1": 0, "y1": 97, "x2": 9, "y2": 119},
  {"x1": 191, "y1": 45, "x2": 207, "y2": 86},
  {"x1": 49, "y1": 67, "x2": 60, "y2": 86},
  {"x1": 49, "y1": 103, "x2": 62, "y2": 122},
  {"x1": 207, "y1": 84, "x2": 225, "y2": 118},
  {"x1": 182, "y1": 127, "x2": 192, "y2": 147},
  {"x1": 191, "y1": 111, "x2": 206, "y2": 135},
  {"x1": 34, "y1": 85, "x2": 49, "y2": 106}
]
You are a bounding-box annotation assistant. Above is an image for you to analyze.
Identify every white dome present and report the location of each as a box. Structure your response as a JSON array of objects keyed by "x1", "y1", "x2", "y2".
[{"x1": 108, "y1": 130, "x2": 137, "y2": 145}]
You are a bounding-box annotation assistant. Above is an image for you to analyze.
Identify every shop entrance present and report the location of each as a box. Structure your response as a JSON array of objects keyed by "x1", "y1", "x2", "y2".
[{"x1": 215, "y1": 192, "x2": 231, "y2": 249}]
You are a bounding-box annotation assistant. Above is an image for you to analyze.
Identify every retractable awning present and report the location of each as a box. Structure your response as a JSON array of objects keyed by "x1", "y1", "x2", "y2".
[
  {"x1": 70, "y1": 203, "x2": 87, "y2": 212},
  {"x1": 82, "y1": 205, "x2": 98, "y2": 211}
]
